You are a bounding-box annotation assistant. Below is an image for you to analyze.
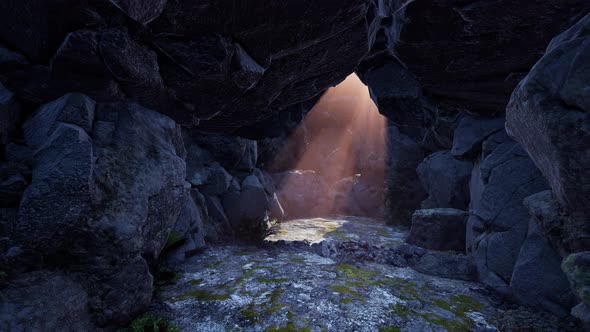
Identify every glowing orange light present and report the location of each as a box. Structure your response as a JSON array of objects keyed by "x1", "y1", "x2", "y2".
[{"x1": 274, "y1": 74, "x2": 387, "y2": 219}]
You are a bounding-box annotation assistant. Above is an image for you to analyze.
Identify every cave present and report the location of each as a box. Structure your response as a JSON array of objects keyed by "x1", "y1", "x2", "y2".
[{"x1": 1, "y1": 1, "x2": 590, "y2": 331}]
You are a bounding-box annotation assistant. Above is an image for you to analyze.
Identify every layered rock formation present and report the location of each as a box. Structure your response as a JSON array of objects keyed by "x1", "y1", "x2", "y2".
[
  {"x1": 507, "y1": 13, "x2": 590, "y2": 326},
  {"x1": 0, "y1": 0, "x2": 371, "y2": 132}
]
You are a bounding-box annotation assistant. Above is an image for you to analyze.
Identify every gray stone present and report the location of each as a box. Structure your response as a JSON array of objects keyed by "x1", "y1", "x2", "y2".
[
  {"x1": 406, "y1": 208, "x2": 468, "y2": 252},
  {"x1": 8, "y1": 95, "x2": 188, "y2": 328},
  {"x1": 167, "y1": 185, "x2": 207, "y2": 263},
  {"x1": 451, "y1": 116, "x2": 505, "y2": 159},
  {"x1": 467, "y1": 131, "x2": 549, "y2": 293},
  {"x1": 571, "y1": 303, "x2": 590, "y2": 331},
  {"x1": 562, "y1": 251, "x2": 590, "y2": 307},
  {"x1": 224, "y1": 175, "x2": 269, "y2": 229},
  {"x1": 417, "y1": 150, "x2": 473, "y2": 210},
  {"x1": 188, "y1": 162, "x2": 232, "y2": 196},
  {"x1": 111, "y1": 0, "x2": 167, "y2": 24},
  {"x1": 507, "y1": 13, "x2": 590, "y2": 219},
  {"x1": 0, "y1": 271, "x2": 94, "y2": 331},
  {"x1": 510, "y1": 218, "x2": 577, "y2": 317},
  {"x1": 384, "y1": 125, "x2": 426, "y2": 226},
  {"x1": 187, "y1": 132, "x2": 258, "y2": 172},
  {"x1": 523, "y1": 190, "x2": 582, "y2": 257},
  {"x1": 412, "y1": 252, "x2": 477, "y2": 281}
]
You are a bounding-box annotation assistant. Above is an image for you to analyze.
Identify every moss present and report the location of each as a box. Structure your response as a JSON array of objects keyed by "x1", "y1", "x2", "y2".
[
  {"x1": 163, "y1": 231, "x2": 182, "y2": 252},
  {"x1": 239, "y1": 302, "x2": 261, "y2": 323},
  {"x1": 387, "y1": 277, "x2": 421, "y2": 300},
  {"x1": 289, "y1": 257, "x2": 305, "y2": 263},
  {"x1": 205, "y1": 261, "x2": 222, "y2": 269},
  {"x1": 171, "y1": 289, "x2": 230, "y2": 302},
  {"x1": 118, "y1": 313, "x2": 178, "y2": 332},
  {"x1": 390, "y1": 303, "x2": 410, "y2": 318},
  {"x1": 235, "y1": 249, "x2": 255, "y2": 256},
  {"x1": 428, "y1": 294, "x2": 484, "y2": 331},
  {"x1": 418, "y1": 312, "x2": 469, "y2": 331},
  {"x1": 330, "y1": 284, "x2": 363, "y2": 303},
  {"x1": 333, "y1": 264, "x2": 378, "y2": 284},
  {"x1": 379, "y1": 327, "x2": 401, "y2": 332},
  {"x1": 265, "y1": 289, "x2": 286, "y2": 314},
  {"x1": 257, "y1": 277, "x2": 290, "y2": 284},
  {"x1": 264, "y1": 321, "x2": 311, "y2": 332}
]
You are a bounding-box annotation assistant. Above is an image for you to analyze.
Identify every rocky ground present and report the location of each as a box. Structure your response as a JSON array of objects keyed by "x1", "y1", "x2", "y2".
[{"x1": 150, "y1": 218, "x2": 579, "y2": 332}]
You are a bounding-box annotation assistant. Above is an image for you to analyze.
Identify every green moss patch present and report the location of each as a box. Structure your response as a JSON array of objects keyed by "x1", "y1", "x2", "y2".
[{"x1": 171, "y1": 289, "x2": 230, "y2": 302}]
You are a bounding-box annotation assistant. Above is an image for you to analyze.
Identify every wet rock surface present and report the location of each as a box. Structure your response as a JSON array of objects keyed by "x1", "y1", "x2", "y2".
[{"x1": 150, "y1": 217, "x2": 579, "y2": 332}]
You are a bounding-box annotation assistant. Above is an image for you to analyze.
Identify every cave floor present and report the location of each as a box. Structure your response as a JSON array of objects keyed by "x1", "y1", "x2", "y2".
[{"x1": 150, "y1": 218, "x2": 574, "y2": 332}]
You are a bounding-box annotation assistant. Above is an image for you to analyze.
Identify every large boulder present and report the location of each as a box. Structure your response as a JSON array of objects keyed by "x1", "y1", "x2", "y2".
[
  {"x1": 412, "y1": 252, "x2": 477, "y2": 281},
  {"x1": 1, "y1": 94, "x2": 188, "y2": 329},
  {"x1": 466, "y1": 130, "x2": 549, "y2": 293},
  {"x1": 451, "y1": 116, "x2": 505, "y2": 159},
  {"x1": 506, "y1": 13, "x2": 590, "y2": 222},
  {"x1": 370, "y1": 0, "x2": 590, "y2": 116},
  {"x1": 509, "y1": 217, "x2": 577, "y2": 317},
  {"x1": 562, "y1": 252, "x2": 590, "y2": 308},
  {"x1": 223, "y1": 175, "x2": 269, "y2": 231},
  {"x1": 0, "y1": 0, "x2": 372, "y2": 132},
  {"x1": 417, "y1": 151, "x2": 472, "y2": 210},
  {"x1": 0, "y1": 271, "x2": 94, "y2": 331},
  {"x1": 406, "y1": 208, "x2": 468, "y2": 252},
  {"x1": 384, "y1": 125, "x2": 426, "y2": 226}
]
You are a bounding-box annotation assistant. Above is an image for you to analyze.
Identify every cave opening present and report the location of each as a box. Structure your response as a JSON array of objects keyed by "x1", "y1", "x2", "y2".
[{"x1": 264, "y1": 74, "x2": 395, "y2": 243}]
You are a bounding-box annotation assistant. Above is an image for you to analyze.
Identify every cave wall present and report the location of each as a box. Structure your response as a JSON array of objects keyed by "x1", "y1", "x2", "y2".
[
  {"x1": 1, "y1": 0, "x2": 590, "y2": 329},
  {"x1": 359, "y1": 0, "x2": 590, "y2": 320}
]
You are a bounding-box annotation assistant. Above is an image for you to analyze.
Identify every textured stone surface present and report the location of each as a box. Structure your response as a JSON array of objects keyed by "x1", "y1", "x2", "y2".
[
  {"x1": 510, "y1": 218, "x2": 577, "y2": 317},
  {"x1": 384, "y1": 125, "x2": 426, "y2": 226},
  {"x1": 507, "y1": 13, "x2": 590, "y2": 218},
  {"x1": 0, "y1": 0, "x2": 372, "y2": 132},
  {"x1": 406, "y1": 209, "x2": 468, "y2": 252},
  {"x1": 466, "y1": 130, "x2": 549, "y2": 293},
  {"x1": 562, "y1": 252, "x2": 590, "y2": 307},
  {"x1": 372, "y1": 0, "x2": 590, "y2": 115},
  {"x1": 417, "y1": 151, "x2": 472, "y2": 210},
  {"x1": 3, "y1": 94, "x2": 187, "y2": 329}
]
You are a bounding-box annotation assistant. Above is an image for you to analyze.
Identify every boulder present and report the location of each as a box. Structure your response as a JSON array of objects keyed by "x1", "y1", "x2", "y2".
[
  {"x1": 0, "y1": 271, "x2": 94, "y2": 331},
  {"x1": 188, "y1": 162, "x2": 232, "y2": 196},
  {"x1": 509, "y1": 218, "x2": 577, "y2": 317},
  {"x1": 524, "y1": 190, "x2": 583, "y2": 257},
  {"x1": 451, "y1": 116, "x2": 505, "y2": 159},
  {"x1": 412, "y1": 252, "x2": 477, "y2": 281},
  {"x1": 406, "y1": 208, "x2": 468, "y2": 252},
  {"x1": 166, "y1": 187, "x2": 207, "y2": 264},
  {"x1": 384, "y1": 125, "x2": 426, "y2": 226},
  {"x1": 3, "y1": 94, "x2": 188, "y2": 329},
  {"x1": 562, "y1": 251, "x2": 590, "y2": 308},
  {"x1": 187, "y1": 132, "x2": 258, "y2": 172},
  {"x1": 224, "y1": 175, "x2": 269, "y2": 231},
  {"x1": 417, "y1": 151, "x2": 472, "y2": 210},
  {"x1": 466, "y1": 130, "x2": 549, "y2": 293},
  {"x1": 369, "y1": 0, "x2": 590, "y2": 116},
  {"x1": 506, "y1": 13, "x2": 590, "y2": 219}
]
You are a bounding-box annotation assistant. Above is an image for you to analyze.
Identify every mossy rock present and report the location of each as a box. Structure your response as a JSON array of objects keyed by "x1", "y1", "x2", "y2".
[{"x1": 562, "y1": 252, "x2": 590, "y2": 305}]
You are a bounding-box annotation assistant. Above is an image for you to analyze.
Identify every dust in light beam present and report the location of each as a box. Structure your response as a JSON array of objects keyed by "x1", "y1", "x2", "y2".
[{"x1": 274, "y1": 73, "x2": 388, "y2": 218}]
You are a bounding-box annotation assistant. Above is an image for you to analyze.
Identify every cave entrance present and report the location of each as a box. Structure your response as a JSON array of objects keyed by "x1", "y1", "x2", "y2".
[{"x1": 265, "y1": 74, "x2": 397, "y2": 244}]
